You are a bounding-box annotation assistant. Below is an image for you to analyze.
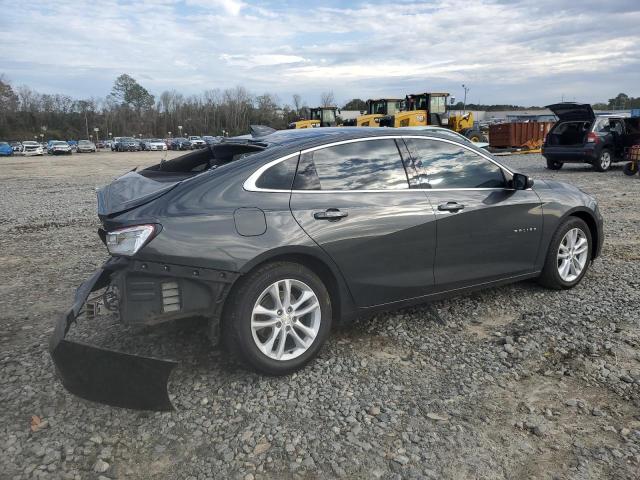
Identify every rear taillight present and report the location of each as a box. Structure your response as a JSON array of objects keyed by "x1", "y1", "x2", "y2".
[{"x1": 586, "y1": 132, "x2": 599, "y2": 144}]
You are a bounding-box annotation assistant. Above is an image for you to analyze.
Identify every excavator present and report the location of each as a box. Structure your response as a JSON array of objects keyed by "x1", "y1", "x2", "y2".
[
  {"x1": 356, "y1": 98, "x2": 404, "y2": 127},
  {"x1": 379, "y1": 92, "x2": 486, "y2": 142},
  {"x1": 288, "y1": 107, "x2": 338, "y2": 129}
]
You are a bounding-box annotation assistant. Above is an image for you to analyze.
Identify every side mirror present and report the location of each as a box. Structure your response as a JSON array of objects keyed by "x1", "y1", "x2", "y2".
[{"x1": 512, "y1": 173, "x2": 534, "y2": 190}]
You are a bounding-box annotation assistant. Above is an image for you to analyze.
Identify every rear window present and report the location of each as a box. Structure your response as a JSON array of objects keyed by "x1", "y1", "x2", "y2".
[
  {"x1": 293, "y1": 139, "x2": 409, "y2": 190},
  {"x1": 255, "y1": 156, "x2": 299, "y2": 190}
]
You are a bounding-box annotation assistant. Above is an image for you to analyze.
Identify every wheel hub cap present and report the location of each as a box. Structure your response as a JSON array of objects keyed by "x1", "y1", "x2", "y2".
[
  {"x1": 251, "y1": 279, "x2": 321, "y2": 361},
  {"x1": 557, "y1": 228, "x2": 588, "y2": 282}
]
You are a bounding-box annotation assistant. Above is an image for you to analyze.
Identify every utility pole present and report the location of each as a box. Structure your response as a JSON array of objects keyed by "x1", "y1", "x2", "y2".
[{"x1": 461, "y1": 84, "x2": 469, "y2": 114}]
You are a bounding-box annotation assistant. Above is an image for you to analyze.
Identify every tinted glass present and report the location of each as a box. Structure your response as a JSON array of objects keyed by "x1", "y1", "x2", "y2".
[
  {"x1": 295, "y1": 139, "x2": 409, "y2": 191},
  {"x1": 256, "y1": 156, "x2": 299, "y2": 190},
  {"x1": 404, "y1": 138, "x2": 505, "y2": 189}
]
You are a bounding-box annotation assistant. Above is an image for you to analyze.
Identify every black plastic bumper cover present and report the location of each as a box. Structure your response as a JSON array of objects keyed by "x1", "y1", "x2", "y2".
[{"x1": 49, "y1": 265, "x2": 178, "y2": 411}]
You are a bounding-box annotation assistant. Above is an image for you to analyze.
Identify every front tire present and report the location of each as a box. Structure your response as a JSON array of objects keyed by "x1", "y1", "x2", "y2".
[
  {"x1": 222, "y1": 262, "x2": 332, "y2": 375},
  {"x1": 538, "y1": 217, "x2": 592, "y2": 290},
  {"x1": 466, "y1": 130, "x2": 487, "y2": 143},
  {"x1": 594, "y1": 148, "x2": 612, "y2": 172},
  {"x1": 546, "y1": 159, "x2": 563, "y2": 170}
]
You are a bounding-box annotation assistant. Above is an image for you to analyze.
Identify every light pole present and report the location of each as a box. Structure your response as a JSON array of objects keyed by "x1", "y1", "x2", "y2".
[
  {"x1": 178, "y1": 125, "x2": 182, "y2": 138},
  {"x1": 94, "y1": 128, "x2": 99, "y2": 149},
  {"x1": 461, "y1": 84, "x2": 469, "y2": 114}
]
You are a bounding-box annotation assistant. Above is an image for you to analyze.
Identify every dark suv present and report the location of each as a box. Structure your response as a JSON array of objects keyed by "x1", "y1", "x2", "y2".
[{"x1": 542, "y1": 103, "x2": 630, "y2": 172}]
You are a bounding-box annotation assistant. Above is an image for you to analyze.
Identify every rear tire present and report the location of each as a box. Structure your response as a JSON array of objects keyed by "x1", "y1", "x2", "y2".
[
  {"x1": 546, "y1": 159, "x2": 563, "y2": 170},
  {"x1": 222, "y1": 262, "x2": 332, "y2": 375},
  {"x1": 623, "y1": 162, "x2": 638, "y2": 176},
  {"x1": 538, "y1": 217, "x2": 592, "y2": 290},
  {"x1": 594, "y1": 148, "x2": 612, "y2": 172}
]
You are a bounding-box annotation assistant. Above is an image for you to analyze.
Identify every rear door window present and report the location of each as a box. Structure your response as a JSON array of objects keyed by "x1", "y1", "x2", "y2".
[
  {"x1": 293, "y1": 139, "x2": 409, "y2": 190},
  {"x1": 404, "y1": 138, "x2": 506, "y2": 189}
]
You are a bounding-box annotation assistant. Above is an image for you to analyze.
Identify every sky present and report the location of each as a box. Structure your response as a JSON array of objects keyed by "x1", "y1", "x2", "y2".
[{"x1": 1, "y1": 0, "x2": 639, "y2": 107}]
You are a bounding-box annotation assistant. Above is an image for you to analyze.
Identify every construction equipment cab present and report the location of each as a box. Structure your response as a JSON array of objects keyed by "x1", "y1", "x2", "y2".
[
  {"x1": 356, "y1": 99, "x2": 404, "y2": 127},
  {"x1": 288, "y1": 107, "x2": 338, "y2": 129},
  {"x1": 380, "y1": 92, "x2": 486, "y2": 142}
]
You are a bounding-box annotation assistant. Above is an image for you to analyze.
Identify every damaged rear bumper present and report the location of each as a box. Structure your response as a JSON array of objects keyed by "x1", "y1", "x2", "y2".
[{"x1": 49, "y1": 257, "x2": 237, "y2": 411}]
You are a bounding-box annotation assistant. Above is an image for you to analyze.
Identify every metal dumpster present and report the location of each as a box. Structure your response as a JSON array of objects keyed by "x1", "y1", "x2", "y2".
[{"x1": 489, "y1": 122, "x2": 555, "y2": 148}]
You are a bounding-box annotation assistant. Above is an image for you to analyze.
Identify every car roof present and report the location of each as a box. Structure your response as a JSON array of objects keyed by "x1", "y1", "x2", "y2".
[{"x1": 244, "y1": 127, "x2": 476, "y2": 151}]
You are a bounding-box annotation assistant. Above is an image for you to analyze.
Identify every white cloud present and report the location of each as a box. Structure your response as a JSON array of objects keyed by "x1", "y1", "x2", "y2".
[
  {"x1": 185, "y1": 0, "x2": 245, "y2": 15},
  {"x1": 220, "y1": 54, "x2": 308, "y2": 67}
]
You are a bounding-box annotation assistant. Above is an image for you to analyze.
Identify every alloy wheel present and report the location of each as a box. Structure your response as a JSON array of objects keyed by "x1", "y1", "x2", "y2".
[
  {"x1": 557, "y1": 228, "x2": 588, "y2": 282},
  {"x1": 600, "y1": 151, "x2": 611, "y2": 170},
  {"x1": 251, "y1": 279, "x2": 321, "y2": 361}
]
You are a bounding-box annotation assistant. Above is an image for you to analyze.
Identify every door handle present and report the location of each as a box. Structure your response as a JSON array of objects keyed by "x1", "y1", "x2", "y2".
[
  {"x1": 313, "y1": 209, "x2": 348, "y2": 221},
  {"x1": 437, "y1": 202, "x2": 465, "y2": 212}
]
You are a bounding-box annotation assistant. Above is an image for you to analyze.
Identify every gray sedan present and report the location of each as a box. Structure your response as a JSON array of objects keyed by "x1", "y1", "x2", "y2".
[{"x1": 50, "y1": 127, "x2": 603, "y2": 410}]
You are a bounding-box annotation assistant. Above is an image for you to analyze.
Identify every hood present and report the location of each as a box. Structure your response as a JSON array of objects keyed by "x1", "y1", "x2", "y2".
[
  {"x1": 546, "y1": 102, "x2": 595, "y2": 122},
  {"x1": 96, "y1": 171, "x2": 179, "y2": 218}
]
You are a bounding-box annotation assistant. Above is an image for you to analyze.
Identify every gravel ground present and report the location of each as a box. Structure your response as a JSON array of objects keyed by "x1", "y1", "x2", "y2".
[{"x1": 0, "y1": 151, "x2": 639, "y2": 480}]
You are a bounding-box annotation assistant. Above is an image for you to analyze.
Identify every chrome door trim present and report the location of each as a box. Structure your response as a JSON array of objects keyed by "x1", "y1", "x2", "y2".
[{"x1": 243, "y1": 135, "x2": 515, "y2": 193}]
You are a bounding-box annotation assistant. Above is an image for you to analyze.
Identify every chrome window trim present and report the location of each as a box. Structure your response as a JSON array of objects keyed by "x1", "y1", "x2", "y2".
[{"x1": 243, "y1": 135, "x2": 513, "y2": 193}]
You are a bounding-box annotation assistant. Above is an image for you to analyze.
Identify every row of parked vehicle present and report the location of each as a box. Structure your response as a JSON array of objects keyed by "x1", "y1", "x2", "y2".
[
  {"x1": 0, "y1": 135, "x2": 225, "y2": 157},
  {"x1": 0, "y1": 139, "x2": 101, "y2": 156},
  {"x1": 110, "y1": 135, "x2": 222, "y2": 152}
]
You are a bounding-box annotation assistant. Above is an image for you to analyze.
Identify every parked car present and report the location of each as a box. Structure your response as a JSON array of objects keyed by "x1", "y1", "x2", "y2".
[
  {"x1": 110, "y1": 138, "x2": 123, "y2": 151},
  {"x1": 188, "y1": 135, "x2": 207, "y2": 148},
  {"x1": 10, "y1": 141, "x2": 22, "y2": 153},
  {"x1": 67, "y1": 140, "x2": 78, "y2": 152},
  {"x1": 0, "y1": 141, "x2": 14, "y2": 156},
  {"x1": 47, "y1": 140, "x2": 73, "y2": 155},
  {"x1": 77, "y1": 140, "x2": 97, "y2": 153},
  {"x1": 542, "y1": 103, "x2": 631, "y2": 172},
  {"x1": 203, "y1": 135, "x2": 222, "y2": 146},
  {"x1": 144, "y1": 138, "x2": 168, "y2": 151},
  {"x1": 50, "y1": 127, "x2": 603, "y2": 410},
  {"x1": 113, "y1": 137, "x2": 142, "y2": 152},
  {"x1": 170, "y1": 137, "x2": 193, "y2": 150},
  {"x1": 20, "y1": 141, "x2": 44, "y2": 156}
]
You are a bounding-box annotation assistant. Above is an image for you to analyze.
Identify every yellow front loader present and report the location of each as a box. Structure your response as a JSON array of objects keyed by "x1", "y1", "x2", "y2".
[
  {"x1": 380, "y1": 92, "x2": 486, "y2": 142},
  {"x1": 356, "y1": 98, "x2": 403, "y2": 127},
  {"x1": 288, "y1": 107, "x2": 338, "y2": 129}
]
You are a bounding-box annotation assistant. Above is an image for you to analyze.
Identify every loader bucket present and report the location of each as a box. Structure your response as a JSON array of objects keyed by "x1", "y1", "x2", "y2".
[{"x1": 49, "y1": 265, "x2": 178, "y2": 411}]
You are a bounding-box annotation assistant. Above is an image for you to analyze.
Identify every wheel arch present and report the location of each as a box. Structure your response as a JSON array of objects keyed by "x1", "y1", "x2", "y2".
[
  {"x1": 234, "y1": 246, "x2": 358, "y2": 324},
  {"x1": 565, "y1": 209, "x2": 600, "y2": 260}
]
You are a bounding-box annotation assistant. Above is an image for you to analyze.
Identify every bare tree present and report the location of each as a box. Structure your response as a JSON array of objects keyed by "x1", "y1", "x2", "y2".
[
  {"x1": 292, "y1": 94, "x2": 302, "y2": 114},
  {"x1": 320, "y1": 91, "x2": 335, "y2": 107}
]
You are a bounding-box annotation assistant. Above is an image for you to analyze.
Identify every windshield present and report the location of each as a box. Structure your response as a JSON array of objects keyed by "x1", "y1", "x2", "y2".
[
  {"x1": 321, "y1": 109, "x2": 336, "y2": 124},
  {"x1": 52, "y1": 141, "x2": 67, "y2": 145},
  {"x1": 79, "y1": 140, "x2": 91, "y2": 144},
  {"x1": 430, "y1": 95, "x2": 447, "y2": 114}
]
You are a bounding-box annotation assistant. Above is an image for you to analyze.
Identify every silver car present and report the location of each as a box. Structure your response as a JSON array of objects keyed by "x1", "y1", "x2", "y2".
[
  {"x1": 47, "y1": 141, "x2": 72, "y2": 155},
  {"x1": 77, "y1": 140, "x2": 97, "y2": 153}
]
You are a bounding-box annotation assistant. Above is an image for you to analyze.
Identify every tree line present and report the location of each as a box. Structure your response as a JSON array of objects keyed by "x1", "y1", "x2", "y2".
[
  {"x1": 0, "y1": 74, "x2": 331, "y2": 140},
  {"x1": 1, "y1": 73, "x2": 638, "y2": 140}
]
